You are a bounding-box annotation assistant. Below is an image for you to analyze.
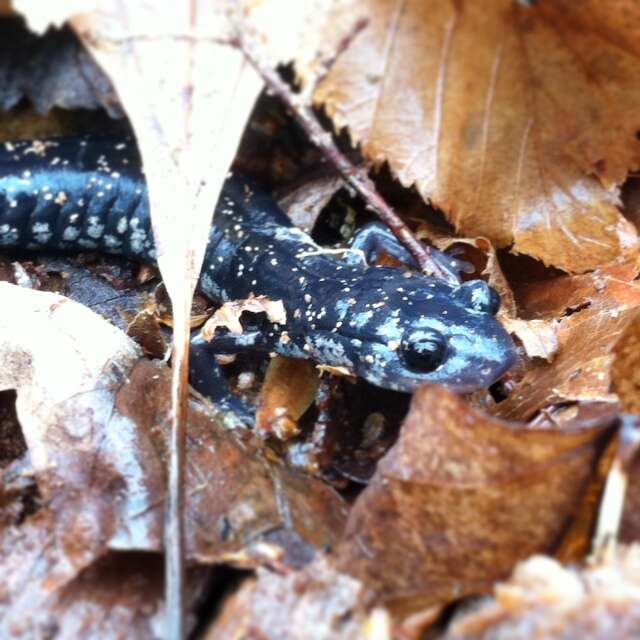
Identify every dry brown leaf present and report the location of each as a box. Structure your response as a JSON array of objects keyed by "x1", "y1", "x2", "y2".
[
  {"x1": 201, "y1": 294, "x2": 287, "y2": 339},
  {"x1": 256, "y1": 356, "x2": 319, "y2": 440},
  {"x1": 333, "y1": 385, "x2": 612, "y2": 614},
  {"x1": 126, "y1": 308, "x2": 168, "y2": 359},
  {"x1": 118, "y1": 361, "x2": 347, "y2": 566},
  {"x1": 278, "y1": 174, "x2": 345, "y2": 233},
  {"x1": 621, "y1": 451, "x2": 640, "y2": 545},
  {"x1": 445, "y1": 546, "x2": 640, "y2": 639},
  {"x1": 316, "y1": 0, "x2": 640, "y2": 272},
  {"x1": 0, "y1": 284, "x2": 347, "y2": 627},
  {"x1": 502, "y1": 317, "x2": 559, "y2": 362},
  {"x1": 552, "y1": 406, "x2": 620, "y2": 564},
  {"x1": 515, "y1": 263, "x2": 640, "y2": 319},
  {"x1": 495, "y1": 272, "x2": 640, "y2": 422},
  {"x1": 613, "y1": 315, "x2": 640, "y2": 414}
]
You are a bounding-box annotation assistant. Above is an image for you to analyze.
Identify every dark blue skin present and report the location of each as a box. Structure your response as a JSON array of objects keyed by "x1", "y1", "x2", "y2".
[{"x1": 0, "y1": 136, "x2": 515, "y2": 411}]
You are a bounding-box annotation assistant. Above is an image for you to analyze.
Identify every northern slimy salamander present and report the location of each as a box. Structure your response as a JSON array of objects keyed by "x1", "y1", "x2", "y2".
[{"x1": 0, "y1": 136, "x2": 515, "y2": 414}]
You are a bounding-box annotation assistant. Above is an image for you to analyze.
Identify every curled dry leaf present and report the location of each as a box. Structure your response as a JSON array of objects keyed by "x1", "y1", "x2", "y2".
[
  {"x1": 256, "y1": 356, "x2": 319, "y2": 440},
  {"x1": 495, "y1": 271, "x2": 640, "y2": 422},
  {"x1": 201, "y1": 294, "x2": 286, "y2": 338},
  {"x1": 445, "y1": 546, "x2": 640, "y2": 639},
  {"x1": 416, "y1": 224, "x2": 518, "y2": 319},
  {"x1": 0, "y1": 284, "x2": 347, "y2": 627},
  {"x1": 278, "y1": 174, "x2": 345, "y2": 233},
  {"x1": 126, "y1": 308, "x2": 168, "y2": 359},
  {"x1": 333, "y1": 385, "x2": 612, "y2": 614},
  {"x1": 316, "y1": 0, "x2": 640, "y2": 272}
]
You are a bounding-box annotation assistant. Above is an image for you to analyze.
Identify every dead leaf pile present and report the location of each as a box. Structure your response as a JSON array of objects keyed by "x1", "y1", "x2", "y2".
[
  {"x1": 2, "y1": 0, "x2": 640, "y2": 637},
  {"x1": 0, "y1": 283, "x2": 346, "y2": 635}
]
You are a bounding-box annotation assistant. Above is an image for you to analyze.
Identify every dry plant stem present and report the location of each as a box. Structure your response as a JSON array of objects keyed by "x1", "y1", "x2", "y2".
[
  {"x1": 165, "y1": 306, "x2": 191, "y2": 639},
  {"x1": 238, "y1": 42, "x2": 456, "y2": 284}
]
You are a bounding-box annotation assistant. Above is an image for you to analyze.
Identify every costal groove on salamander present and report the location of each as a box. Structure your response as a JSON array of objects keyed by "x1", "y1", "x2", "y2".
[{"x1": 0, "y1": 136, "x2": 516, "y2": 401}]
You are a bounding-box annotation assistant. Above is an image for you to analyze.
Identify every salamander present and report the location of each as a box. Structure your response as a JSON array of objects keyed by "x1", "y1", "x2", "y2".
[{"x1": 0, "y1": 136, "x2": 515, "y2": 417}]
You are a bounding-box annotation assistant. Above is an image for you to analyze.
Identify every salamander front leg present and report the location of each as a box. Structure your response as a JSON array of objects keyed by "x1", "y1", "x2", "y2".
[
  {"x1": 189, "y1": 330, "x2": 266, "y2": 427},
  {"x1": 346, "y1": 221, "x2": 468, "y2": 281}
]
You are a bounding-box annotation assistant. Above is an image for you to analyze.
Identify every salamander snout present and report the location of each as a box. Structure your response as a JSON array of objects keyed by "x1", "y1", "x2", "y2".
[{"x1": 338, "y1": 269, "x2": 515, "y2": 393}]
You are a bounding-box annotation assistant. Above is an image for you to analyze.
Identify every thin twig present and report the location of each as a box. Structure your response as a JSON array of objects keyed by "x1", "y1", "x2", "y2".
[
  {"x1": 238, "y1": 40, "x2": 458, "y2": 285},
  {"x1": 165, "y1": 302, "x2": 190, "y2": 639}
]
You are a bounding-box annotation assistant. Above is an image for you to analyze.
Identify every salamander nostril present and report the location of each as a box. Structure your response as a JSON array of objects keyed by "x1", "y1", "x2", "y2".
[{"x1": 457, "y1": 280, "x2": 501, "y2": 315}]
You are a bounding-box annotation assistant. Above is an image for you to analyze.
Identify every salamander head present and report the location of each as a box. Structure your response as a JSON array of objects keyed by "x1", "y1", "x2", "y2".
[{"x1": 332, "y1": 268, "x2": 515, "y2": 393}]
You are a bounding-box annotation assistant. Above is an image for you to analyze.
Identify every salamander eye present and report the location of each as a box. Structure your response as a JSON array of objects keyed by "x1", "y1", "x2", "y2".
[
  {"x1": 401, "y1": 329, "x2": 447, "y2": 372},
  {"x1": 457, "y1": 280, "x2": 501, "y2": 315}
]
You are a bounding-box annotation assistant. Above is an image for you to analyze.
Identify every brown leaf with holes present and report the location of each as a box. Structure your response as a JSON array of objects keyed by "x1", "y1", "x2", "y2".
[
  {"x1": 495, "y1": 270, "x2": 640, "y2": 422},
  {"x1": 316, "y1": 0, "x2": 640, "y2": 272},
  {"x1": 333, "y1": 385, "x2": 612, "y2": 615},
  {"x1": 201, "y1": 294, "x2": 287, "y2": 338}
]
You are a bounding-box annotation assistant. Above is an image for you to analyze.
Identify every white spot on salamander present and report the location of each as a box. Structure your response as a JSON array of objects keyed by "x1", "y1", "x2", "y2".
[
  {"x1": 31, "y1": 222, "x2": 52, "y2": 244},
  {"x1": 63, "y1": 226, "x2": 81, "y2": 241},
  {"x1": 374, "y1": 316, "x2": 401, "y2": 340},
  {"x1": 129, "y1": 228, "x2": 147, "y2": 253},
  {"x1": 0, "y1": 224, "x2": 19, "y2": 245},
  {"x1": 78, "y1": 238, "x2": 98, "y2": 249},
  {"x1": 104, "y1": 234, "x2": 122, "y2": 248},
  {"x1": 87, "y1": 216, "x2": 105, "y2": 239},
  {"x1": 116, "y1": 216, "x2": 128, "y2": 234},
  {"x1": 311, "y1": 335, "x2": 352, "y2": 367},
  {"x1": 351, "y1": 310, "x2": 374, "y2": 329},
  {"x1": 200, "y1": 272, "x2": 225, "y2": 301}
]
